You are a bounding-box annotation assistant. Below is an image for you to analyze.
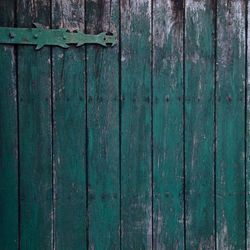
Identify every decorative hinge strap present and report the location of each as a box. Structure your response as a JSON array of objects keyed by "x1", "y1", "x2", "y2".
[{"x1": 0, "y1": 23, "x2": 116, "y2": 50}]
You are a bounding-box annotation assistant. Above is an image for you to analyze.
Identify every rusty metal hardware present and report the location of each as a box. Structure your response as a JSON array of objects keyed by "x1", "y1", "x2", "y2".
[{"x1": 0, "y1": 23, "x2": 116, "y2": 50}]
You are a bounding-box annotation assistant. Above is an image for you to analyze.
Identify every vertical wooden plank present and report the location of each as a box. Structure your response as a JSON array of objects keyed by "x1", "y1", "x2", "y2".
[
  {"x1": 0, "y1": 1, "x2": 18, "y2": 249},
  {"x1": 86, "y1": 0, "x2": 120, "y2": 249},
  {"x1": 153, "y1": 0, "x2": 184, "y2": 249},
  {"x1": 247, "y1": 0, "x2": 250, "y2": 248},
  {"x1": 121, "y1": 0, "x2": 152, "y2": 248},
  {"x1": 185, "y1": 0, "x2": 215, "y2": 249},
  {"x1": 52, "y1": 1, "x2": 87, "y2": 249},
  {"x1": 216, "y1": 1, "x2": 246, "y2": 249},
  {"x1": 17, "y1": 0, "x2": 52, "y2": 249}
]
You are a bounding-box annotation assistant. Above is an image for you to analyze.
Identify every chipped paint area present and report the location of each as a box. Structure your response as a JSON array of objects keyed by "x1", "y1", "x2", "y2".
[
  {"x1": 154, "y1": 207, "x2": 165, "y2": 250},
  {"x1": 122, "y1": 0, "x2": 150, "y2": 15},
  {"x1": 18, "y1": 0, "x2": 50, "y2": 25},
  {"x1": 154, "y1": 0, "x2": 175, "y2": 48},
  {"x1": 121, "y1": 0, "x2": 151, "y2": 35},
  {"x1": 217, "y1": 216, "x2": 234, "y2": 250},
  {"x1": 197, "y1": 235, "x2": 215, "y2": 250},
  {"x1": 186, "y1": 0, "x2": 206, "y2": 12},
  {"x1": 153, "y1": 0, "x2": 183, "y2": 76},
  {"x1": 226, "y1": 1, "x2": 245, "y2": 53},
  {"x1": 2, "y1": 46, "x2": 17, "y2": 99},
  {"x1": 147, "y1": 204, "x2": 153, "y2": 249},
  {"x1": 53, "y1": 0, "x2": 85, "y2": 30},
  {"x1": 217, "y1": 1, "x2": 245, "y2": 66},
  {"x1": 225, "y1": 0, "x2": 245, "y2": 38},
  {"x1": 86, "y1": 0, "x2": 117, "y2": 33},
  {"x1": 185, "y1": 0, "x2": 207, "y2": 48}
]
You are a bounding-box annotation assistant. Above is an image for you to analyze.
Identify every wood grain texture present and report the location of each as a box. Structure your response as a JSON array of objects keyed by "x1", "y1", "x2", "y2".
[
  {"x1": 185, "y1": 0, "x2": 215, "y2": 249},
  {"x1": 0, "y1": 1, "x2": 18, "y2": 249},
  {"x1": 52, "y1": 0, "x2": 87, "y2": 249},
  {"x1": 86, "y1": 0, "x2": 120, "y2": 249},
  {"x1": 216, "y1": 1, "x2": 246, "y2": 249},
  {"x1": 153, "y1": 0, "x2": 184, "y2": 249},
  {"x1": 17, "y1": 0, "x2": 52, "y2": 249},
  {"x1": 0, "y1": 1, "x2": 249, "y2": 248},
  {"x1": 247, "y1": 1, "x2": 250, "y2": 248},
  {"x1": 120, "y1": 0, "x2": 152, "y2": 248}
]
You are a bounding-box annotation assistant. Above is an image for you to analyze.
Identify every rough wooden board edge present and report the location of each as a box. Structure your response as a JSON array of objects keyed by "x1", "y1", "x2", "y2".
[
  {"x1": 51, "y1": 0, "x2": 87, "y2": 249},
  {"x1": 0, "y1": 1, "x2": 18, "y2": 249},
  {"x1": 185, "y1": 0, "x2": 215, "y2": 248},
  {"x1": 85, "y1": 0, "x2": 120, "y2": 249},
  {"x1": 17, "y1": 0, "x2": 53, "y2": 249},
  {"x1": 216, "y1": 0, "x2": 246, "y2": 249},
  {"x1": 152, "y1": 0, "x2": 184, "y2": 248}
]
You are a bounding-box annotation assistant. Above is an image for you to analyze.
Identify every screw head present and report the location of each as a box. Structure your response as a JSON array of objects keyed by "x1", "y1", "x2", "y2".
[{"x1": 9, "y1": 32, "x2": 15, "y2": 38}]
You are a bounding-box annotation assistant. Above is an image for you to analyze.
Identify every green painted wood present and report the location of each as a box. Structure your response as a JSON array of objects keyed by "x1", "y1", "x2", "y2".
[
  {"x1": 0, "y1": 1, "x2": 249, "y2": 248},
  {"x1": 0, "y1": 26, "x2": 116, "y2": 49},
  {"x1": 185, "y1": 1, "x2": 215, "y2": 249},
  {"x1": 153, "y1": 1, "x2": 184, "y2": 249},
  {"x1": 86, "y1": 0, "x2": 120, "y2": 249},
  {"x1": 17, "y1": 0, "x2": 52, "y2": 249},
  {"x1": 0, "y1": 1, "x2": 18, "y2": 249},
  {"x1": 247, "y1": 1, "x2": 250, "y2": 248},
  {"x1": 121, "y1": 0, "x2": 152, "y2": 248},
  {"x1": 52, "y1": 1, "x2": 87, "y2": 249},
  {"x1": 216, "y1": 1, "x2": 246, "y2": 249}
]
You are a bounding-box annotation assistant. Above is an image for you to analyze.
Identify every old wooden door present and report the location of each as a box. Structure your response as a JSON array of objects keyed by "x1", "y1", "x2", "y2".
[{"x1": 0, "y1": 0, "x2": 249, "y2": 249}]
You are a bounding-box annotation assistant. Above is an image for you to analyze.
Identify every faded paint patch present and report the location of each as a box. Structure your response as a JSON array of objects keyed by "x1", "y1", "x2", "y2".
[
  {"x1": 2, "y1": 46, "x2": 17, "y2": 99},
  {"x1": 18, "y1": 0, "x2": 50, "y2": 26},
  {"x1": 153, "y1": 0, "x2": 183, "y2": 81},
  {"x1": 226, "y1": 1, "x2": 245, "y2": 54},
  {"x1": 186, "y1": 0, "x2": 206, "y2": 12},
  {"x1": 154, "y1": 207, "x2": 165, "y2": 250},
  {"x1": 185, "y1": 0, "x2": 207, "y2": 48},
  {"x1": 147, "y1": 204, "x2": 153, "y2": 249},
  {"x1": 197, "y1": 235, "x2": 215, "y2": 250},
  {"x1": 53, "y1": 0, "x2": 85, "y2": 30},
  {"x1": 121, "y1": 0, "x2": 149, "y2": 14},
  {"x1": 154, "y1": 0, "x2": 174, "y2": 48},
  {"x1": 217, "y1": 217, "x2": 231, "y2": 250},
  {"x1": 121, "y1": 0, "x2": 151, "y2": 35},
  {"x1": 217, "y1": 0, "x2": 245, "y2": 66},
  {"x1": 86, "y1": 0, "x2": 117, "y2": 33}
]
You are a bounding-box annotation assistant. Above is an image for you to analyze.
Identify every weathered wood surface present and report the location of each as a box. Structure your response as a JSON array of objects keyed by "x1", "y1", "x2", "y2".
[
  {"x1": 17, "y1": 0, "x2": 52, "y2": 249},
  {"x1": 0, "y1": 1, "x2": 18, "y2": 249},
  {"x1": 185, "y1": 0, "x2": 215, "y2": 249},
  {"x1": 248, "y1": 1, "x2": 250, "y2": 249},
  {"x1": 216, "y1": 1, "x2": 246, "y2": 249},
  {"x1": 0, "y1": 0, "x2": 250, "y2": 249},
  {"x1": 86, "y1": 0, "x2": 120, "y2": 249},
  {"x1": 120, "y1": 0, "x2": 152, "y2": 248},
  {"x1": 52, "y1": 0, "x2": 87, "y2": 249},
  {"x1": 153, "y1": 0, "x2": 184, "y2": 249}
]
